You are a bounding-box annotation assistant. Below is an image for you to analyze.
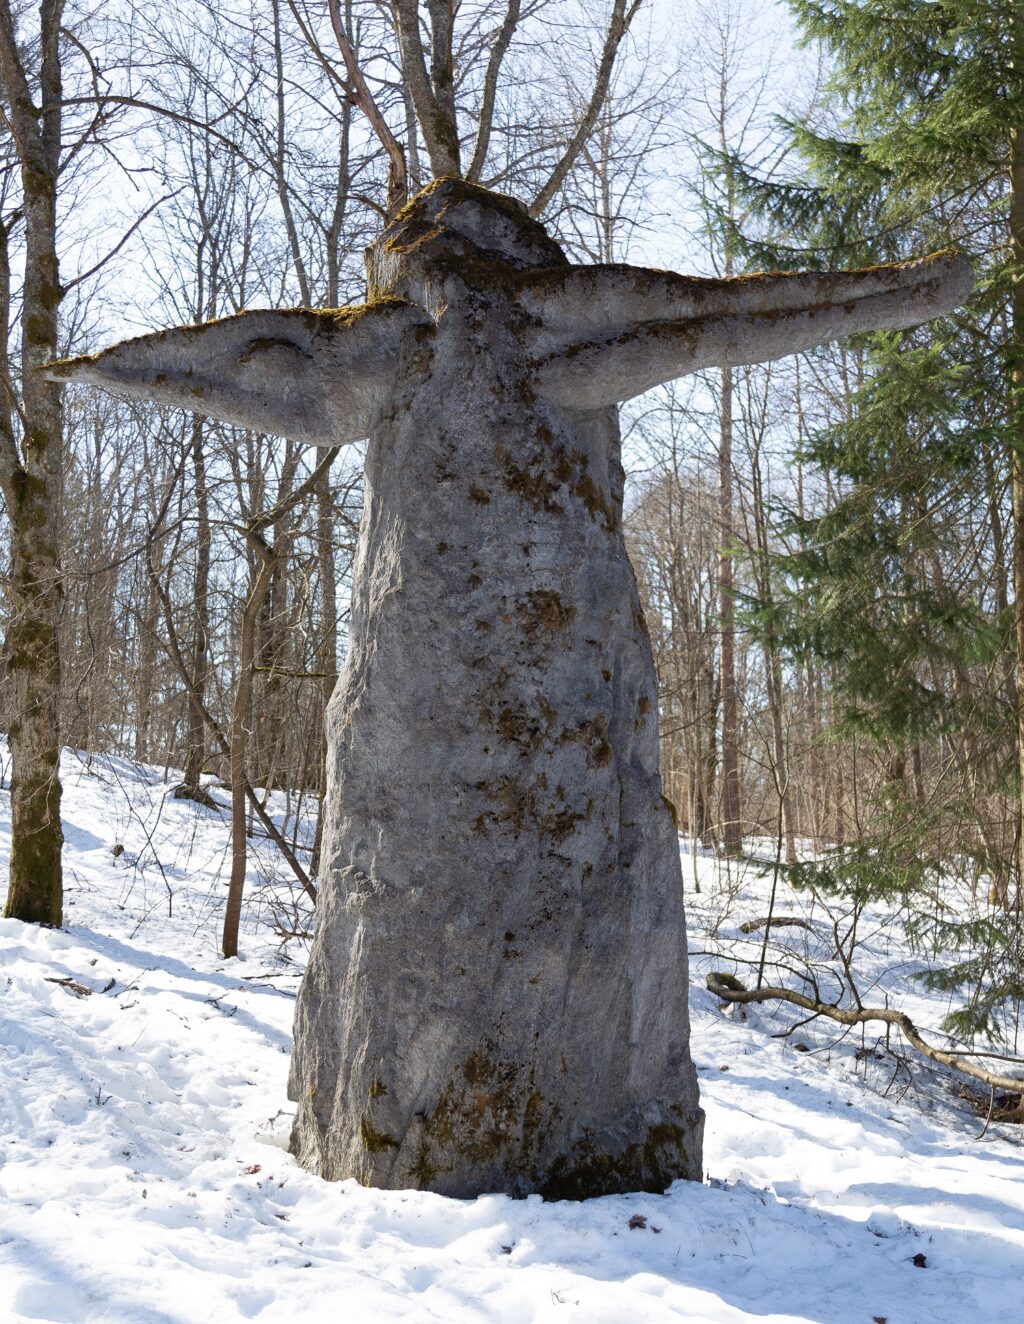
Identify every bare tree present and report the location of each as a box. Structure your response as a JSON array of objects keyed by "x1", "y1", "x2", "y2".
[
  {"x1": 682, "y1": 0, "x2": 786, "y2": 853},
  {"x1": 221, "y1": 444, "x2": 338, "y2": 958},
  {"x1": 0, "y1": 0, "x2": 69, "y2": 923}
]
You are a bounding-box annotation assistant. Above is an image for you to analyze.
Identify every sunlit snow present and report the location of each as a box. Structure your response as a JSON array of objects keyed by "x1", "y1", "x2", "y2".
[{"x1": 0, "y1": 746, "x2": 1020, "y2": 1322}]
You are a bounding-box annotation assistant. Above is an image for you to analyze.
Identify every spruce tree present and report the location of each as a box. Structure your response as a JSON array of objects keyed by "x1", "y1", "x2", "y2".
[{"x1": 727, "y1": 0, "x2": 1024, "y2": 1041}]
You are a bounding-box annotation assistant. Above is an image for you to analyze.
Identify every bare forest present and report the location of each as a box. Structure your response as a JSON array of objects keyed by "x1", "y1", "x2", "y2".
[
  {"x1": 1, "y1": 0, "x2": 1023, "y2": 1316},
  {"x1": 1, "y1": 0, "x2": 1021, "y2": 1047}
]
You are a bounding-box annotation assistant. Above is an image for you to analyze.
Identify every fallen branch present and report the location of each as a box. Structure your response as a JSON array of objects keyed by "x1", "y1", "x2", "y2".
[
  {"x1": 707, "y1": 971, "x2": 1024, "y2": 1097},
  {"x1": 45, "y1": 975, "x2": 93, "y2": 997},
  {"x1": 738, "y1": 916, "x2": 815, "y2": 934}
]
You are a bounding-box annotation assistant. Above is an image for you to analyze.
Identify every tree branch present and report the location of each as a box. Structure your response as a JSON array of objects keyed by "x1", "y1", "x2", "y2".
[
  {"x1": 327, "y1": 0, "x2": 408, "y2": 212},
  {"x1": 58, "y1": 95, "x2": 256, "y2": 164},
  {"x1": 426, "y1": 0, "x2": 460, "y2": 174},
  {"x1": 466, "y1": 0, "x2": 520, "y2": 183},
  {"x1": 252, "y1": 444, "x2": 340, "y2": 535},
  {"x1": 707, "y1": 972, "x2": 1024, "y2": 1097},
  {"x1": 738, "y1": 915, "x2": 815, "y2": 934},
  {"x1": 64, "y1": 189, "x2": 183, "y2": 291},
  {"x1": 146, "y1": 534, "x2": 317, "y2": 903},
  {"x1": 43, "y1": 301, "x2": 428, "y2": 446},
  {"x1": 393, "y1": 0, "x2": 459, "y2": 178},
  {"x1": 529, "y1": 0, "x2": 642, "y2": 218}
]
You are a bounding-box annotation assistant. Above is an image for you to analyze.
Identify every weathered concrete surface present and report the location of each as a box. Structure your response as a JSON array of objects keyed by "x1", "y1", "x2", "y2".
[
  {"x1": 287, "y1": 187, "x2": 703, "y2": 1196},
  {"x1": 45, "y1": 178, "x2": 971, "y2": 1199}
]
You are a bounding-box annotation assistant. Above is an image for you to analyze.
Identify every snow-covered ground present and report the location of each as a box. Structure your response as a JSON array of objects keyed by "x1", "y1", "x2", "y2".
[{"x1": 0, "y1": 748, "x2": 1020, "y2": 1323}]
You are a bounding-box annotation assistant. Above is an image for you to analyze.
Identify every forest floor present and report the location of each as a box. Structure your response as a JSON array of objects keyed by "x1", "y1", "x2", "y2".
[{"x1": 0, "y1": 746, "x2": 1020, "y2": 1323}]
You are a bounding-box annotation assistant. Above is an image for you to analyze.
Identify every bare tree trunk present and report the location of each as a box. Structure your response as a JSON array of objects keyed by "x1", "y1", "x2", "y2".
[
  {"x1": 1010, "y1": 58, "x2": 1024, "y2": 909},
  {"x1": 310, "y1": 463, "x2": 338, "y2": 877},
  {"x1": 135, "y1": 572, "x2": 158, "y2": 763},
  {"x1": 223, "y1": 535, "x2": 273, "y2": 959},
  {"x1": 718, "y1": 363, "x2": 742, "y2": 853},
  {"x1": 749, "y1": 438, "x2": 796, "y2": 864},
  {"x1": 147, "y1": 528, "x2": 319, "y2": 902},
  {"x1": 0, "y1": 0, "x2": 66, "y2": 925},
  {"x1": 54, "y1": 176, "x2": 966, "y2": 1194},
  {"x1": 220, "y1": 447, "x2": 338, "y2": 955},
  {"x1": 180, "y1": 418, "x2": 212, "y2": 797},
  {"x1": 252, "y1": 539, "x2": 289, "y2": 792}
]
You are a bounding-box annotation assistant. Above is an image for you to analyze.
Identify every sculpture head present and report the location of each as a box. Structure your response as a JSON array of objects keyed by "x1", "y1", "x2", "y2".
[{"x1": 366, "y1": 177, "x2": 568, "y2": 306}]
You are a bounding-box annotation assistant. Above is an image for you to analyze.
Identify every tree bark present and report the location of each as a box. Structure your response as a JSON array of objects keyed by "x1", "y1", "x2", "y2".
[
  {"x1": 718, "y1": 364, "x2": 742, "y2": 854},
  {"x1": 1009, "y1": 51, "x2": 1024, "y2": 908},
  {"x1": 750, "y1": 437, "x2": 796, "y2": 863},
  {"x1": 330, "y1": 0, "x2": 408, "y2": 210},
  {"x1": 310, "y1": 462, "x2": 338, "y2": 878},
  {"x1": 0, "y1": 0, "x2": 66, "y2": 925},
  {"x1": 393, "y1": 0, "x2": 460, "y2": 180},
  {"x1": 134, "y1": 571, "x2": 158, "y2": 764},
  {"x1": 223, "y1": 534, "x2": 274, "y2": 959},
  {"x1": 180, "y1": 418, "x2": 212, "y2": 796}
]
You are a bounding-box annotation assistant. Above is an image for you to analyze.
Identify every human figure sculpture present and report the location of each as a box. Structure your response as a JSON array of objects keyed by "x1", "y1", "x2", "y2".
[{"x1": 49, "y1": 179, "x2": 971, "y2": 1198}]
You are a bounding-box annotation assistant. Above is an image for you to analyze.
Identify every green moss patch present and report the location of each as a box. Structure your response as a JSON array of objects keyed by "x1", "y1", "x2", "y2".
[{"x1": 360, "y1": 1116, "x2": 399, "y2": 1153}]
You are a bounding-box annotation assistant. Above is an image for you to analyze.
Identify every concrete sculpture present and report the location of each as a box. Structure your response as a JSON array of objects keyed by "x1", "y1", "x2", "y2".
[{"x1": 48, "y1": 179, "x2": 971, "y2": 1197}]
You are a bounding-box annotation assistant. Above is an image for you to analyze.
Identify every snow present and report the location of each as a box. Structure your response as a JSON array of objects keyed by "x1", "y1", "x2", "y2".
[{"x1": 0, "y1": 748, "x2": 1021, "y2": 1322}]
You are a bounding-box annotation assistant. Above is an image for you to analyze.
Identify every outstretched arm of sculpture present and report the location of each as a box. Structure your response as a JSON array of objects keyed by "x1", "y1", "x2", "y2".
[
  {"x1": 522, "y1": 251, "x2": 972, "y2": 408},
  {"x1": 43, "y1": 300, "x2": 429, "y2": 445}
]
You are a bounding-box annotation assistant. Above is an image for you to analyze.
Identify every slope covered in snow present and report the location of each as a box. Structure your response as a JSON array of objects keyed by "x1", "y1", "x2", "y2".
[{"x1": 0, "y1": 748, "x2": 1020, "y2": 1322}]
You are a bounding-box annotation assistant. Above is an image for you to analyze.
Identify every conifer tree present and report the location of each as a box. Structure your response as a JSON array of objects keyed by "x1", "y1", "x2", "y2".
[{"x1": 726, "y1": 0, "x2": 1024, "y2": 1037}]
